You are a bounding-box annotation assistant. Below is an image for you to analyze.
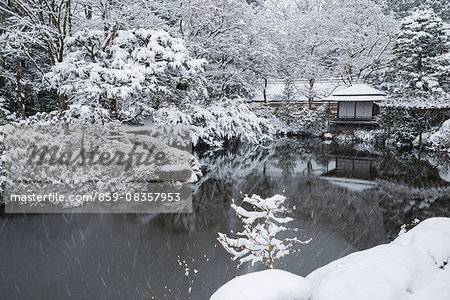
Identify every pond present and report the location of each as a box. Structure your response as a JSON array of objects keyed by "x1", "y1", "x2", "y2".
[{"x1": 0, "y1": 138, "x2": 449, "y2": 300}]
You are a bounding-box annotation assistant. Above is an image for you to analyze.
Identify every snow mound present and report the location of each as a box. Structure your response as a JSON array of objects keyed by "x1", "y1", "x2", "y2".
[
  {"x1": 307, "y1": 218, "x2": 450, "y2": 300},
  {"x1": 210, "y1": 269, "x2": 310, "y2": 300},
  {"x1": 307, "y1": 244, "x2": 442, "y2": 300},
  {"x1": 393, "y1": 217, "x2": 450, "y2": 267}
]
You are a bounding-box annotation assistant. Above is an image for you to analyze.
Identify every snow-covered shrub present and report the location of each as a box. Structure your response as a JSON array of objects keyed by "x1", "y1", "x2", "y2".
[
  {"x1": 414, "y1": 119, "x2": 450, "y2": 152},
  {"x1": 153, "y1": 99, "x2": 274, "y2": 148},
  {"x1": 354, "y1": 129, "x2": 384, "y2": 144},
  {"x1": 47, "y1": 29, "x2": 206, "y2": 122},
  {"x1": 277, "y1": 105, "x2": 328, "y2": 137},
  {"x1": 0, "y1": 96, "x2": 15, "y2": 125},
  {"x1": 21, "y1": 104, "x2": 112, "y2": 126},
  {"x1": 217, "y1": 194, "x2": 312, "y2": 269},
  {"x1": 380, "y1": 108, "x2": 421, "y2": 148},
  {"x1": 295, "y1": 105, "x2": 327, "y2": 136}
]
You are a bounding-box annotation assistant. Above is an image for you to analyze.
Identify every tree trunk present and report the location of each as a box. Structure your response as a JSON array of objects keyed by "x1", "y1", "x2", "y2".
[
  {"x1": 263, "y1": 78, "x2": 268, "y2": 103},
  {"x1": 16, "y1": 56, "x2": 26, "y2": 120},
  {"x1": 58, "y1": 93, "x2": 67, "y2": 111},
  {"x1": 308, "y1": 78, "x2": 315, "y2": 109}
]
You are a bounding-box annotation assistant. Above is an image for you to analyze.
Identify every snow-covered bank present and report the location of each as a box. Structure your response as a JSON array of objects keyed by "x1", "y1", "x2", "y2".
[{"x1": 210, "y1": 217, "x2": 450, "y2": 300}]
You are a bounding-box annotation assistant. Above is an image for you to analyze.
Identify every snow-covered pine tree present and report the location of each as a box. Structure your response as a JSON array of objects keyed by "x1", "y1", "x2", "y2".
[
  {"x1": 384, "y1": 9, "x2": 449, "y2": 104},
  {"x1": 383, "y1": 0, "x2": 450, "y2": 22},
  {"x1": 217, "y1": 194, "x2": 312, "y2": 269},
  {"x1": 47, "y1": 29, "x2": 207, "y2": 122},
  {"x1": 277, "y1": 77, "x2": 299, "y2": 126}
]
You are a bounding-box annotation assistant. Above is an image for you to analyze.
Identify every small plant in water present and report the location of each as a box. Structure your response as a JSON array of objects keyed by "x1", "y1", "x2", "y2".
[{"x1": 217, "y1": 194, "x2": 313, "y2": 269}]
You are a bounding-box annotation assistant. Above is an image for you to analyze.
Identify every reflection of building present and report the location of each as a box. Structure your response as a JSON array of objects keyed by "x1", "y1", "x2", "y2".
[
  {"x1": 324, "y1": 156, "x2": 377, "y2": 180},
  {"x1": 321, "y1": 155, "x2": 378, "y2": 192},
  {"x1": 323, "y1": 84, "x2": 385, "y2": 131},
  {"x1": 320, "y1": 143, "x2": 450, "y2": 191}
]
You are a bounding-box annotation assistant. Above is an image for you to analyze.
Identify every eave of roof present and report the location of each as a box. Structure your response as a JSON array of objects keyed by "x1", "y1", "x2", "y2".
[{"x1": 324, "y1": 95, "x2": 385, "y2": 102}]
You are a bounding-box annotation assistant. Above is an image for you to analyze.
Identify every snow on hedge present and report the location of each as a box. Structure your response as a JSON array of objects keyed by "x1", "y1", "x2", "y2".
[{"x1": 210, "y1": 217, "x2": 450, "y2": 300}]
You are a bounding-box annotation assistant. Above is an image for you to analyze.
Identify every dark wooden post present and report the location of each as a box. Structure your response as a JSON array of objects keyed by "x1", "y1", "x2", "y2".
[{"x1": 263, "y1": 78, "x2": 268, "y2": 103}]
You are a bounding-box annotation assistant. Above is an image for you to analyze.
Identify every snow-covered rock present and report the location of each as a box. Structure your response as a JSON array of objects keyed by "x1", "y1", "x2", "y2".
[
  {"x1": 210, "y1": 269, "x2": 310, "y2": 300},
  {"x1": 211, "y1": 217, "x2": 450, "y2": 300}
]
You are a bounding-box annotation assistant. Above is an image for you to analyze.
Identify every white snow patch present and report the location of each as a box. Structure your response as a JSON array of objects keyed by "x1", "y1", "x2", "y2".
[
  {"x1": 324, "y1": 132, "x2": 332, "y2": 139},
  {"x1": 210, "y1": 269, "x2": 310, "y2": 300},
  {"x1": 393, "y1": 217, "x2": 450, "y2": 267}
]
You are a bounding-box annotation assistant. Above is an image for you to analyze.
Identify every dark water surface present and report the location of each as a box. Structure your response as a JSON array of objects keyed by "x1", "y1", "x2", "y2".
[{"x1": 1, "y1": 139, "x2": 449, "y2": 300}]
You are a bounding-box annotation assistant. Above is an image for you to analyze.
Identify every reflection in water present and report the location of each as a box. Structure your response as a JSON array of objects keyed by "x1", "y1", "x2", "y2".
[{"x1": 0, "y1": 139, "x2": 449, "y2": 299}]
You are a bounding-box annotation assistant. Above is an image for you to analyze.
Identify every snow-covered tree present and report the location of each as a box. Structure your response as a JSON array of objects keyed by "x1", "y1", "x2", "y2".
[
  {"x1": 383, "y1": 9, "x2": 449, "y2": 104},
  {"x1": 277, "y1": 77, "x2": 298, "y2": 126},
  {"x1": 0, "y1": 0, "x2": 81, "y2": 111},
  {"x1": 271, "y1": 0, "x2": 395, "y2": 85},
  {"x1": 176, "y1": 0, "x2": 277, "y2": 99},
  {"x1": 295, "y1": 105, "x2": 328, "y2": 137},
  {"x1": 0, "y1": 95, "x2": 13, "y2": 125},
  {"x1": 153, "y1": 98, "x2": 274, "y2": 148},
  {"x1": 217, "y1": 194, "x2": 312, "y2": 269},
  {"x1": 383, "y1": 0, "x2": 450, "y2": 22},
  {"x1": 47, "y1": 29, "x2": 206, "y2": 122}
]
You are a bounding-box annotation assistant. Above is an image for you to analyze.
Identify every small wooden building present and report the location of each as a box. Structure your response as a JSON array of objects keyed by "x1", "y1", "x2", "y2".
[{"x1": 323, "y1": 84, "x2": 385, "y2": 128}]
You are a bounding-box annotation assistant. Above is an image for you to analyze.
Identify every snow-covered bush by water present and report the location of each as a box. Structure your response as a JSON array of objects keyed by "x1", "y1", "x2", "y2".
[
  {"x1": 211, "y1": 217, "x2": 450, "y2": 300},
  {"x1": 153, "y1": 99, "x2": 274, "y2": 148},
  {"x1": 415, "y1": 119, "x2": 450, "y2": 152},
  {"x1": 217, "y1": 194, "x2": 312, "y2": 269}
]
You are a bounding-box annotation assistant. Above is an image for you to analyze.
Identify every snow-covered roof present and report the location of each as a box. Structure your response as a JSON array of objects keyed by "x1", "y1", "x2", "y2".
[
  {"x1": 380, "y1": 97, "x2": 450, "y2": 109},
  {"x1": 323, "y1": 84, "x2": 386, "y2": 102}
]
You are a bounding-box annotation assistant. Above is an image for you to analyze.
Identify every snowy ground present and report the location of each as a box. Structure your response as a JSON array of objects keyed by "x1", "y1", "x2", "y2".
[{"x1": 211, "y1": 217, "x2": 450, "y2": 300}]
